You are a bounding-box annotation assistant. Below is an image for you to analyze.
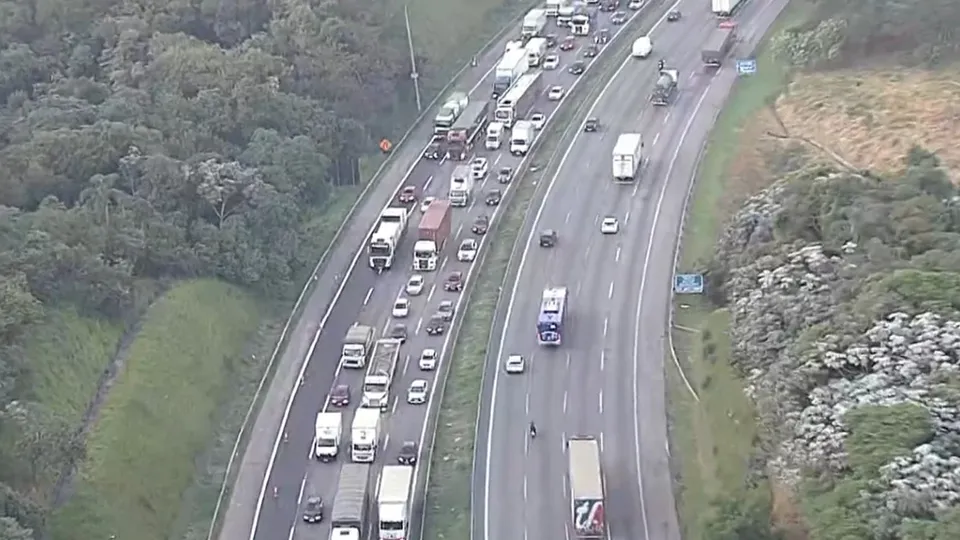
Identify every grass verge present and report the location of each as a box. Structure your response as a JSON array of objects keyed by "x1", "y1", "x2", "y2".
[
  {"x1": 666, "y1": 3, "x2": 810, "y2": 539},
  {"x1": 48, "y1": 279, "x2": 261, "y2": 540},
  {"x1": 421, "y1": 11, "x2": 657, "y2": 535}
]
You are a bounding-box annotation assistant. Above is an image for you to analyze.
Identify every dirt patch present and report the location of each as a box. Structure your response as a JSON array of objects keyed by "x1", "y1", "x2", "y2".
[{"x1": 773, "y1": 68, "x2": 960, "y2": 180}]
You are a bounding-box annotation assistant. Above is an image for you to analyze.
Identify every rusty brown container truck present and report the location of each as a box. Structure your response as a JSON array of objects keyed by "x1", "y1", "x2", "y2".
[{"x1": 414, "y1": 200, "x2": 452, "y2": 271}]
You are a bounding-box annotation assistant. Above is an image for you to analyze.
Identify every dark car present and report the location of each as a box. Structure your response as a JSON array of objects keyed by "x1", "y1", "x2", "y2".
[
  {"x1": 611, "y1": 11, "x2": 627, "y2": 24},
  {"x1": 539, "y1": 229, "x2": 558, "y2": 247},
  {"x1": 584, "y1": 117, "x2": 599, "y2": 132},
  {"x1": 390, "y1": 323, "x2": 408, "y2": 343},
  {"x1": 425, "y1": 314, "x2": 446, "y2": 336},
  {"x1": 329, "y1": 384, "x2": 350, "y2": 407},
  {"x1": 444, "y1": 271, "x2": 463, "y2": 292},
  {"x1": 438, "y1": 300, "x2": 456, "y2": 322},
  {"x1": 485, "y1": 189, "x2": 502, "y2": 206},
  {"x1": 302, "y1": 496, "x2": 324, "y2": 523},
  {"x1": 472, "y1": 215, "x2": 489, "y2": 235},
  {"x1": 560, "y1": 36, "x2": 576, "y2": 51},
  {"x1": 497, "y1": 166, "x2": 513, "y2": 184},
  {"x1": 568, "y1": 61, "x2": 585, "y2": 75},
  {"x1": 398, "y1": 185, "x2": 416, "y2": 203},
  {"x1": 600, "y1": 0, "x2": 618, "y2": 12},
  {"x1": 423, "y1": 134, "x2": 444, "y2": 159},
  {"x1": 667, "y1": 10, "x2": 681, "y2": 21},
  {"x1": 583, "y1": 45, "x2": 598, "y2": 58},
  {"x1": 545, "y1": 34, "x2": 558, "y2": 48},
  {"x1": 398, "y1": 440, "x2": 418, "y2": 465}
]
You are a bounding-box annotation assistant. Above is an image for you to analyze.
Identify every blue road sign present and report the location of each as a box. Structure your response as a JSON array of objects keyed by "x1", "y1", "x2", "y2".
[
  {"x1": 736, "y1": 58, "x2": 757, "y2": 75},
  {"x1": 674, "y1": 273, "x2": 705, "y2": 294}
]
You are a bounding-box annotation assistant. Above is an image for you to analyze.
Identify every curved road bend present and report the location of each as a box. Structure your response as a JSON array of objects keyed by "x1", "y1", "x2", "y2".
[
  {"x1": 231, "y1": 7, "x2": 645, "y2": 540},
  {"x1": 475, "y1": 1, "x2": 789, "y2": 540}
]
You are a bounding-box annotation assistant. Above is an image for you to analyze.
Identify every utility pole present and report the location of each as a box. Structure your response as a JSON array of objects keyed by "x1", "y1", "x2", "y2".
[{"x1": 404, "y1": 5, "x2": 422, "y2": 112}]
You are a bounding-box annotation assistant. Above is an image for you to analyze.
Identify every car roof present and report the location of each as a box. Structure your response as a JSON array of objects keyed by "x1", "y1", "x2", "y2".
[{"x1": 402, "y1": 440, "x2": 417, "y2": 449}]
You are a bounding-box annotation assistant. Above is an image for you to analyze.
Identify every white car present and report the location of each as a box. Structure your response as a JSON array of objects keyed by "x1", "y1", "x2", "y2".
[
  {"x1": 419, "y1": 348, "x2": 438, "y2": 370},
  {"x1": 504, "y1": 354, "x2": 526, "y2": 374},
  {"x1": 457, "y1": 238, "x2": 478, "y2": 262},
  {"x1": 530, "y1": 112, "x2": 546, "y2": 130},
  {"x1": 407, "y1": 379, "x2": 429, "y2": 404},
  {"x1": 600, "y1": 216, "x2": 620, "y2": 234},
  {"x1": 420, "y1": 196, "x2": 436, "y2": 213},
  {"x1": 392, "y1": 297, "x2": 410, "y2": 317},
  {"x1": 628, "y1": 0, "x2": 643, "y2": 9},
  {"x1": 406, "y1": 275, "x2": 424, "y2": 296},
  {"x1": 471, "y1": 157, "x2": 488, "y2": 179},
  {"x1": 543, "y1": 54, "x2": 560, "y2": 70},
  {"x1": 547, "y1": 86, "x2": 564, "y2": 101}
]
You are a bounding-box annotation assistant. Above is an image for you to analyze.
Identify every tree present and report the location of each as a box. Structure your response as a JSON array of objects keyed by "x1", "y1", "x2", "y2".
[{"x1": 0, "y1": 517, "x2": 32, "y2": 540}]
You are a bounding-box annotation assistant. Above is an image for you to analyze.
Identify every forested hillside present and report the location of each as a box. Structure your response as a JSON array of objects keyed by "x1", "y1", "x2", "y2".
[{"x1": 0, "y1": 0, "x2": 449, "y2": 536}]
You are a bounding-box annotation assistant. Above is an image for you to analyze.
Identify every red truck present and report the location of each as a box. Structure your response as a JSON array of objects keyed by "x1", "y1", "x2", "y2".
[{"x1": 414, "y1": 200, "x2": 452, "y2": 271}]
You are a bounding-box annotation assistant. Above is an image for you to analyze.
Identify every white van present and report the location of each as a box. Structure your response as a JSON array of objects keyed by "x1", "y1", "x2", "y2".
[
  {"x1": 632, "y1": 36, "x2": 653, "y2": 58},
  {"x1": 485, "y1": 122, "x2": 504, "y2": 150}
]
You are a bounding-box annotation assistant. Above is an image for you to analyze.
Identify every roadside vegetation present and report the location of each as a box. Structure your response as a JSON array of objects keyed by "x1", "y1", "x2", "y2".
[
  {"x1": 668, "y1": 0, "x2": 960, "y2": 539},
  {"x1": 0, "y1": 0, "x2": 534, "y2": 537}
]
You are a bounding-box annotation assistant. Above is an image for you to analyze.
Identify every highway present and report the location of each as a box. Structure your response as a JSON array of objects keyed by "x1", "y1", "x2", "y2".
[
  {"x1": 475, "y1": 1, "x2": 789, "y2": 540},
  {"x1": 246, "y1": 6, "x2": 649, "y2": 540}
]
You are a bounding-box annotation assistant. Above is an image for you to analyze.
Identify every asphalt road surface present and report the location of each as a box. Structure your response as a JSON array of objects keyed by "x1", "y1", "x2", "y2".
[
  {"x1": 475, "y1": 1, "x2": 789, "y2": 540},
  {"x1": 245, "y1": 7, "x2": 648, "y2": 540}
]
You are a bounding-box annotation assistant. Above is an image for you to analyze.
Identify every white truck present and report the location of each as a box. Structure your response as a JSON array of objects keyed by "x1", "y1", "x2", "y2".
[
  {"x1": 525, "y1": 37, "x2": 547, "y2": 67},
  {"x1": 571, "y1": 13, "x2": 590, "y2": 36},
  {"x1": 546, "y1": 0, "x2": 571, "y2": 17},
  {"x1": 331, "y1": 463, "x2": 371, "y2": 540},
  {"x1": 350, "y1": 408, "x2": 381, "y2": 462},
  {"x1": 521, "y1": 9, "x2": 547, "y2": 38},
  {"x1": 368, "y1": 207, "x2": 408, "y2": 271},
  {"x1": 314, "y1": 412, "x2": 342, "y2": 461},
  {"x1": 448, "y1": 165, "x2": 475, "y2": 207},
  {"x1": 485, "y1": 122, "x2": 505, "y2": 150},
  {"x1": 492, "y1": 48, "x2": 529, "y2": 98},
  {"x1": 712, "y1": 0, "x2": 743, "y2": 17},
  {"x1": 494, "y1": 71, "x2": 542, "y2": 128},
  {"x1": 341, "y1": 324, "x2": 375, "y2": 368},
  {"x1": 558, "y1": 1, "x2": 583, "y2": 27},
  {"x1": 363, "y1": 338, "x2": 402, "y2": 410},
  {"x1": 510, "y1": 120, "x2": 535, "y2": 156},
  {"x1": 612, "y1": 133, "x2": 644, "y2": 182},
  {"x1": 434, "y1": 91, "x2": 468, "y2": 134},
  {"x1": 377, "y1": 465, "x2": 414, "y2": 540}
]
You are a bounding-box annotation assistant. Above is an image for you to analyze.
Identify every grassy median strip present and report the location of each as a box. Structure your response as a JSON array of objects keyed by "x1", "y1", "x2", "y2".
[{"x1": 421, "y1": 13, "x2": 656, "y2": 536}]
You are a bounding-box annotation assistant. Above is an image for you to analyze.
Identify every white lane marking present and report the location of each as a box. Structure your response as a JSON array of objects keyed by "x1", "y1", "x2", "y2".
[
  {"x1": 456, "y1": 223, "x2": 464, "y2": 238},
  {"x1": 424, "y1": 174, "x2": 434, "y2": 190},
  {"x1": 480, "y1": 4, "x2": 688, "y2": 539},
  {"x1": 663, "y1": 111, "x2": 671, "y2": 124},
  {"x1": 523, "y1": 475, "x2": 528, "y2": 500},
  {"x1": 382, "y1": 318, "x2": 391, "y2": 335},
  {"x1": 631, "y1": 85, "x2": 711, "y2": 540},
  {"x1": 402, "y1": 354, "x2": 411, "y2": 377},
  {"x1": 600, "y1": 350, "x2": 606, "y2": 371},
  {"x1": 653, "y1": 132, "x2": 660, "y2": 146},
  {"x1": 576, "y1": 281, "x2": 582, "y2": 296},
  {"x1": 297, "y1": 476, "x2": 306, "y2": 504},
  {"x1": 563, "y1": 391, "x2": 568, "y2": 413},
  {"x1": 603, "y1": 317, "x2": 609, "y2": 337},
  {"x1": 625, "y1": 211, "x2": 631, "y2": 224},
  {"x1": 615, "y1": 247, "x2": 621, "y2": 262},
  {"x1": 415, "y1": 317, "x2": 423, "y2": 336},
  {"x1": 384, "y1": 433, "x2": 391, "y2": 449},
  {"x1": 599, "y1": 390, "x2": 603, "y2": 414},
  {"x1": 608, "y1": 282, "x2": 614, "y2": 299},
  {"x1": 363, "y1": 287, "x2": 374, "y2": 306},
  {"x1": 599, "y1": 432, "x2": 604, "y2": 452},
  {"x1": 525, "y1": 391, "x2": 530, "y2": 414},
  {"x1": 287, "y1": 524, "x2": 295, "y2": 540},
  {"x1": 632, "y1": 182, "x2": 640, "y2": 197},
  {"x1": 565, "y1": 211, "x2": 571, "y2": 223},
  {"x1": 427, "y1": 284, "x2": 436, "y2": 301}
]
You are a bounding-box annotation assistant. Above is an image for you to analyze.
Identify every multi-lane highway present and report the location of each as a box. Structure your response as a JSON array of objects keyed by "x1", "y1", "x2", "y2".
[
  {"x1": 244, "y1": 6, "x2": 650, "y2": 540},
  {"x1": 476, "y1": 1, "x2": 789, "y2": 540}
]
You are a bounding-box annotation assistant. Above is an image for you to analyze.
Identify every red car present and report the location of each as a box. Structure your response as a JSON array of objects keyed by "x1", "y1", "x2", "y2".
[
  {"x1": 328, "y1": 384, "x2": 350, "y2": 407},
  {"x1": 398, "y1": 185, "x2": 417, "y2": 203},
  {"x1": 560, "y1": 36, "x2": 576, "y2": 51}
]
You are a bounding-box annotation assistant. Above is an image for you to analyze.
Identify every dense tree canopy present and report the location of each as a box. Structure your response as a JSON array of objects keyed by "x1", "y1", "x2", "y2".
[{"x1": 0, "y1": 0, "x2": 428, "y2": 533}]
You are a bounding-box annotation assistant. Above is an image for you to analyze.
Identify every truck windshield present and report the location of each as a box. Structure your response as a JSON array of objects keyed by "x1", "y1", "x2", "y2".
[
  {"x1": 317, "y1": 436, "x2": 337, "y2": 447},
  {"x1": 414, "y1": 247, "x2": 434, "y2": 258},
  {"x1": 342, "y1": 344, "x2": 364, "y2": 357},
  {"x1": 369, "y1": 242, "x2": 391, "y2": 256},
  {"x1": 494, "y1": 109, "x2": 510, "y2": 121},
  {"x1": 353, "y1": 443, "x2": 372, "y2": 451},
  {"x1": 380, "y1": 520, "x2": 404, "y2": 532},
  {"x1": 363, "y1": 382, "x2": 387, "y2": 393}
]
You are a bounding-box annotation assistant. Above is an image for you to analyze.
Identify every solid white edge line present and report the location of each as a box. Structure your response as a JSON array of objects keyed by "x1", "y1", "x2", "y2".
[{"x1": 481, "y1": 4, "x2": 681, "y2": 540}]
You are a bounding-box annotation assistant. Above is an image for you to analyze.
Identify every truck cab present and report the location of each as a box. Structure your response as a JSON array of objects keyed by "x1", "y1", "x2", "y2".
[
  {"x1": 570, "y1": 13, "x2": 590, "y2": 35},
  {"x1": 486, "y1": 122, "x2": 504, "y2": 150},
  {"x1": 314, "y1": 412, "x2": 343, "y2": 461},
  {"x1": 350, "y1": 408, "x2": 381, "y2": 462},
  {"x1": 449, "y1": 165, "x2": 474, "y2": 207}
]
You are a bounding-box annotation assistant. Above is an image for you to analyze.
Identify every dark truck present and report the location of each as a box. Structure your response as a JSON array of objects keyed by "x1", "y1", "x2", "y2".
[
  {"x1": 330, "y1": 463, "x2": 372, "y2": 539},
  {"x1": 446, "y1": 101, "x2": 489, "y2": 161},
  {"x1": 651, "y1": 68, "x2": 679, "y2": 106},
  {"x1": 701, "y1": 21, "x2": 736, "y2": 67}
]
